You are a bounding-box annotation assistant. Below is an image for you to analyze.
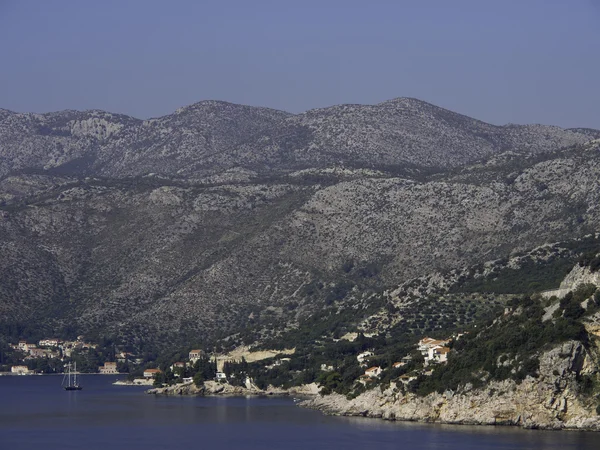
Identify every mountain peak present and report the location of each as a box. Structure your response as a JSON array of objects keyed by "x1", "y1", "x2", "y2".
[
  {"x1": 0, "y1": 97, "x2": 598, "y2": 180},
  {"x1": 172, "y1": 99, "x2": 291, "y2": 117}
]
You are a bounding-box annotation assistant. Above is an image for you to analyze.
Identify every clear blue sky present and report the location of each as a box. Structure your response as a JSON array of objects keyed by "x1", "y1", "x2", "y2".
[{"x1": 1, "y1": 0, "x2": 599, "y2": 128}]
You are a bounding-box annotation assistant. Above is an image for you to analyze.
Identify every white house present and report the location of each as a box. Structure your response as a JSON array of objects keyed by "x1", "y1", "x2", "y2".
[
  {"x1": 357, "y1": 351, "x2": 374, "y2": 364},
  {"x1": 11, "y1": 365, "x2": 31, "y2": 375},
  {"x1": 215, "y1": 371, "x2": 227, "y2": 381},
  {"x1": 189, "y1": 349, "x2": 204, "y2": 362},
  {"x1": 426, "y1": 346, "x2": 450, "y2": 364},
  {"x1": 364, "y1": 366, "x2": 383, "y2": 378},
  {"x1": 17, "y1": 341, "x2": 37, "y2": 352},
  {"x1": 143, "y1": 368, "x2": 161, "y2": 378},
  {"x1": 38, "y1": 339, "x2": 61, "y2": 347},
  {"x1": 418, "y1": 337, "x2": 450, "y2": 356},
  {"x1": 99, "y1": 362, "x2": 118, "y2": 374}
]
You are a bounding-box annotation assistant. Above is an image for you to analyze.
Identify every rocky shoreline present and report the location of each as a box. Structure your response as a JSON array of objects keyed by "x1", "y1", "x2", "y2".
[
  {"x1": 113, "y1": 379, "x2": 153, "y2": 386},
  {"x1": 301, "y1": 341, "x2": 600, "y2": 431},
  {"x1": 145, "y1": 339, "x2": 600, "y2": 431},
  {"x1": 146, "y1": 380, "x2": 320, "y2": 398}
]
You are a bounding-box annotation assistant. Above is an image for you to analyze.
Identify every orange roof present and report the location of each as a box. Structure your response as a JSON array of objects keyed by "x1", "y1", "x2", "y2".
[
  {"x1": 435, "y1": 347, "x2": 450, "y2": 354},
  {"x1": 365, "y1": 366, "x2": 380, "y2": 372},
  {"x1": 144, "y1": 368, "x2": 161, "y2": 373},
  {"x1": 189, "y1": 349, "x2": 203, "y2": 353}
]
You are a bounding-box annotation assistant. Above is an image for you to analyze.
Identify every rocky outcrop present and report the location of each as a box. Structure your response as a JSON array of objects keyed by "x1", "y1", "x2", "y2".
[
  {"x1": 302, "y1": 340, "x2": 600, "y2": 430},
  {"x1": 542, "y1": 264, "x2": 600, "y2": 299},
  {"x1": 147, "y1": 380, "x2": 319, "y2": 397}
]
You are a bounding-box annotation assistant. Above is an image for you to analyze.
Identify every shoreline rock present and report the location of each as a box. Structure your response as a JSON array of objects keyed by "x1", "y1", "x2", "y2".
[
  {"x1": 301, "y1": 341, "x2": 600, "y2": 431},
  {"x1": 113, "y1": 378, "x2": 153, "y2": 386},
  {"x1": 146, "y1": 380, "x2": 320, "y2": 398}
]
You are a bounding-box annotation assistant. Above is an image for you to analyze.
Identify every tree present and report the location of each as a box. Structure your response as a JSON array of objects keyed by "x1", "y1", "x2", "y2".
[{"x1": 153, "y1": 371, "x2": 165, "y2": 387}]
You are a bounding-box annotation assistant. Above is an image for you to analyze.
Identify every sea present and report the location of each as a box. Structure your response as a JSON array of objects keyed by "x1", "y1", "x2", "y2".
[{"x1": 1, "y1": 375, "x2": 598, "y2": 450}]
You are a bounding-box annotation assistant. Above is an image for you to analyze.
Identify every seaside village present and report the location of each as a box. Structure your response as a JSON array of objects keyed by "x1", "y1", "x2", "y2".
[
  {"x1": 356, "y1": 335, "x2": 457, "y2": 387},
  {"x1": 4, "y1": 332, "x2": 464, "y2": 390},
  {"x1": 5, "y1": 337, "x2": 140, "y2": 376}
]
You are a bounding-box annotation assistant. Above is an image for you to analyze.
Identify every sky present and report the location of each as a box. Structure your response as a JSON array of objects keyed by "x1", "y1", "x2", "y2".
[{"x1": 0, "y1": 0, "x2": 599, "y2": 128}]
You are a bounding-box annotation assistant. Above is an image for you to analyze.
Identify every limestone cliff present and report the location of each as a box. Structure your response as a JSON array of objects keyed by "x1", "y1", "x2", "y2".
[
  {"x1": 542, "y1": 264, "x2": 600, "y2": 299},
  {"x1": 303, "y1": 339, "x2": 600, "y2": 430}
]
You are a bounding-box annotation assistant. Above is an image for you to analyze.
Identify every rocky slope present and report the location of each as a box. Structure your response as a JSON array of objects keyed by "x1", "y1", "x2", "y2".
[
  {"x1": 1, "y1": 99, "x2": 598, "y2": 180},
  {"x1": 302, "y1": 339, "x2": 600, "y2": 430},
  {"x1": 1, "y1": 98, "x2": 600, "y2": 348},
  {"x1": 2, "y1": 140, "x2": 600, "y2": 346},
  {"x1": 300, "y1": 262, "x2": 600, "y2": 431}
]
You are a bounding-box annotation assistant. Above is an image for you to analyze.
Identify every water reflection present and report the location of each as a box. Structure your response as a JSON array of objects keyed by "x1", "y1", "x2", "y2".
[{"x1": 0, "y1": 375, "x2": 597, "y2": 450}]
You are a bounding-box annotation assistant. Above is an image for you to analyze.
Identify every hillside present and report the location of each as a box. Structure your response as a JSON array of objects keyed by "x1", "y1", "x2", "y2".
[
  {"x1": 1, "y1": 140, "x2": 600, "y2": 348},
  {"x1": 303, "y1": 261, "x2": 600, "y2": 430},
  {"x1": 1, "y1": 98, "x2": 598, "y2": 180},
  {"x1": 1, "y1": 98, "x2": 600, "y2": 350}
]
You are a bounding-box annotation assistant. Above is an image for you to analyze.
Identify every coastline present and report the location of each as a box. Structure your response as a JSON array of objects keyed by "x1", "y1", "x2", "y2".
[
  {"x1": 301, "y1": 340, "x2": 600, "y2": 432},
  {"x1": 146, "y1": 380, "x2": 320, "y2": 398},
  {"x1": 139, "y1": 337, "x2": 600, "y2": 431},
  {"x1": 113, "y1": 378, "x2": 153, "y2": 386},
  {"x1": 145, "y1": 376, "x2": 600, "y2": 431},
  {"x1": 300, "y1": 387, "x2": 600, "y2": 432}
]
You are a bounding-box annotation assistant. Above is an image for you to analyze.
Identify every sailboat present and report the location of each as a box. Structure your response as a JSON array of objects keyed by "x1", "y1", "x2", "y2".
[{"x1": 62, "y1": 362, "x2": 83, "y2": 390}]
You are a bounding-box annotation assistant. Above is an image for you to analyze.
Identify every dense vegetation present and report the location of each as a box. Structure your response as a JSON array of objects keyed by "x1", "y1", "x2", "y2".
[
  {"x1": 412, "y1": 286, "x2": 599, "y2": 397},
  {"x1": 452, "y1": 235, "x2": 600, "y2": 295}
]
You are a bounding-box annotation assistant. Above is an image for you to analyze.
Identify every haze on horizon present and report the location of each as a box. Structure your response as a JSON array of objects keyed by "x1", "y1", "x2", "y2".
[{"x1": 0, "y1": 0, "x2": 599, "y2": 129}]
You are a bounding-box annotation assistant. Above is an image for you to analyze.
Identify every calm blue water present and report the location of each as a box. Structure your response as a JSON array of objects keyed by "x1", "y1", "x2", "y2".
[{"x1": 0, "y1": 375, "x2": 598, "y2": 449}]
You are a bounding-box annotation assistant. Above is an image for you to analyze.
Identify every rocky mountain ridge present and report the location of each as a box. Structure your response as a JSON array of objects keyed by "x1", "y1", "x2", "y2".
[
  {"x1": 2, "y1": 98, "x2": 598, "y2": 180},
  {"x1": 1, "y1": 99, "x2": 600, "y2": 349}
]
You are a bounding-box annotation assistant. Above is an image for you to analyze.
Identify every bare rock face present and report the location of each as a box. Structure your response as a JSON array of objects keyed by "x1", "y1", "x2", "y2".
[
  {"x1": 303, "y1": 340, "x2": 600, "y2": 430},
  {"x1": 542, "y1": 264, "x2": 600, "y2": 299}
]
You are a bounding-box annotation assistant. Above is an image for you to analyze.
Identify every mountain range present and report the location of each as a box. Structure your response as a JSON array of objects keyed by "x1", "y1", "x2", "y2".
[{"x1": 1, "y1": 98, "x2": 599, "y2": 349}]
